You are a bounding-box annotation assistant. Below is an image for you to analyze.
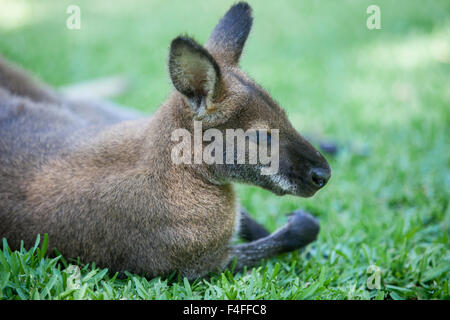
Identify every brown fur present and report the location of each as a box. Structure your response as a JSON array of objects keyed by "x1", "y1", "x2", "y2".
[{"x1": 0, "y1": 3, "x2": 330, "y2": 279}]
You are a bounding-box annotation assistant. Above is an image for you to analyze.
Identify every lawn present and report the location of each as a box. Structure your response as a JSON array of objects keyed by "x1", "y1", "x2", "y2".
[{"x1": 0, "y1": 0, "x2": 449, "y2": 299}]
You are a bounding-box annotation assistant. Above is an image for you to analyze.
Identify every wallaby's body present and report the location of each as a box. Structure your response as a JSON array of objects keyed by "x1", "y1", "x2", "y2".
[
  {"x1": 0, "y1": 3, "x2": 330, "y2": 279},
  {"x1": 0, "y1": 88, "x2": 235, "y2": 277}
]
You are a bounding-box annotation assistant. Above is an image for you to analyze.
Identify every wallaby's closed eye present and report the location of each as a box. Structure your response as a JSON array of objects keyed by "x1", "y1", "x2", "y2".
[{"x1": 0, "y1": 2, "x2": 330, "y2": 279}]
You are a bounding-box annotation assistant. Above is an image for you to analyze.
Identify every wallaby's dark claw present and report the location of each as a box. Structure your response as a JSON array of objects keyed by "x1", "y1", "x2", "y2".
[
  {"x1": 282, "y1": 209, "x2": 320, "y2": 250},
  {"x1": 239, "y1": 208, "x2": 271, "y2": 242}
]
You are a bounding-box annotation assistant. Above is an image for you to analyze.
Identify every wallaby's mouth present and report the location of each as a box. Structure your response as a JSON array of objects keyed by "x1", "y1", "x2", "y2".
[
  {"x1": 268, "y1": 182, "x2": 318, "y2": 198},
  {"x1": 263, "y1": 166, "x2": 330, "y2": 198},
  {"x1": 298, "y1": 182, "x2": 325, "y2": 198}
]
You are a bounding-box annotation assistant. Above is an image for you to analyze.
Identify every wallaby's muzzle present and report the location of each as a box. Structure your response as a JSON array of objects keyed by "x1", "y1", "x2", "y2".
[{"x1": 276, "y1": 135, "x2": 331, "y2": 197}]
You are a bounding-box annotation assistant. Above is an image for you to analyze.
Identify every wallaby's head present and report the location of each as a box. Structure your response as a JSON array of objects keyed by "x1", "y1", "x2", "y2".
[{"x1": 168, "y1": 2, "x2": 330, "y2": 197}]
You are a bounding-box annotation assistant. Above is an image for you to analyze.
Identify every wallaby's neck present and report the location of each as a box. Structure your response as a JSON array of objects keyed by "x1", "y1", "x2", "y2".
[{"x1": 118, "y1": 92, "x2": 223, "y2": 187}]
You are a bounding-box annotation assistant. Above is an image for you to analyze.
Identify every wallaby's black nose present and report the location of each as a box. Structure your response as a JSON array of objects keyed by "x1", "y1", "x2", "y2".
[{"x1": 309, "y1": 168, "x2": 330, "y2": 189}]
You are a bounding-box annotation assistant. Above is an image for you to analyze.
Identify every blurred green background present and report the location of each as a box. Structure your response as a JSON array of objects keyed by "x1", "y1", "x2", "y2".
[{"x1": 0, "y1": 0, "x2": 449, "y2": 299}]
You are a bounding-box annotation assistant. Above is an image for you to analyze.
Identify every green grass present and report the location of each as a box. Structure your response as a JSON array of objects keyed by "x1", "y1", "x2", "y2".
[{"x1": 0, "y1": 0, "x2": 449, "y2": 300}]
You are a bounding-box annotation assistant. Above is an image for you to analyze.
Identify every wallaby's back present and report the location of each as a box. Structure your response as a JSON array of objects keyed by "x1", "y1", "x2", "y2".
[
  {"x1": 0, "y1": 56, "x2": 129, "y2": 195},
  {"x1": 0, "y1": 58, "x2": 117, "y2": 246},
  {"x1": 0, "y1": 58, "x2": 155, "y2": 270}
]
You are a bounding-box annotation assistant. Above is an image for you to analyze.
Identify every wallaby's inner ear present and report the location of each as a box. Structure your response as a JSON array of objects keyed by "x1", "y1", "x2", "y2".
[
  {"x1": 206, "y1": 2, "x2": 253, "y2": 65},
  {"x1": 169, "y1": 37, "x2": 221, "y2": 113}
]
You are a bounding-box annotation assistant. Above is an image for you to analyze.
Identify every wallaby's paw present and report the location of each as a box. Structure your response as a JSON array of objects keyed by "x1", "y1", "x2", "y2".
[{"x1": 282, "y1": 209, "x2": 320, "y2": 250}]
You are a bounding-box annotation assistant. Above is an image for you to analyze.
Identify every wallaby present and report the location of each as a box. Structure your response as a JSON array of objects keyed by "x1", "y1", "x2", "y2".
[{"x1": 0, "y1": 2, "x2": 330, "y2": 279}]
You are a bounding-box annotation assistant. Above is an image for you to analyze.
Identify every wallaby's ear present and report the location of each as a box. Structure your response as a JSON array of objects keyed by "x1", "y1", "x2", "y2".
[
  {"x1": 169, "y1": 36, "x2": 221, "y2": 114},
  {"x1": 206, "y1": 2, "x2": 253, "y2": 65}
]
